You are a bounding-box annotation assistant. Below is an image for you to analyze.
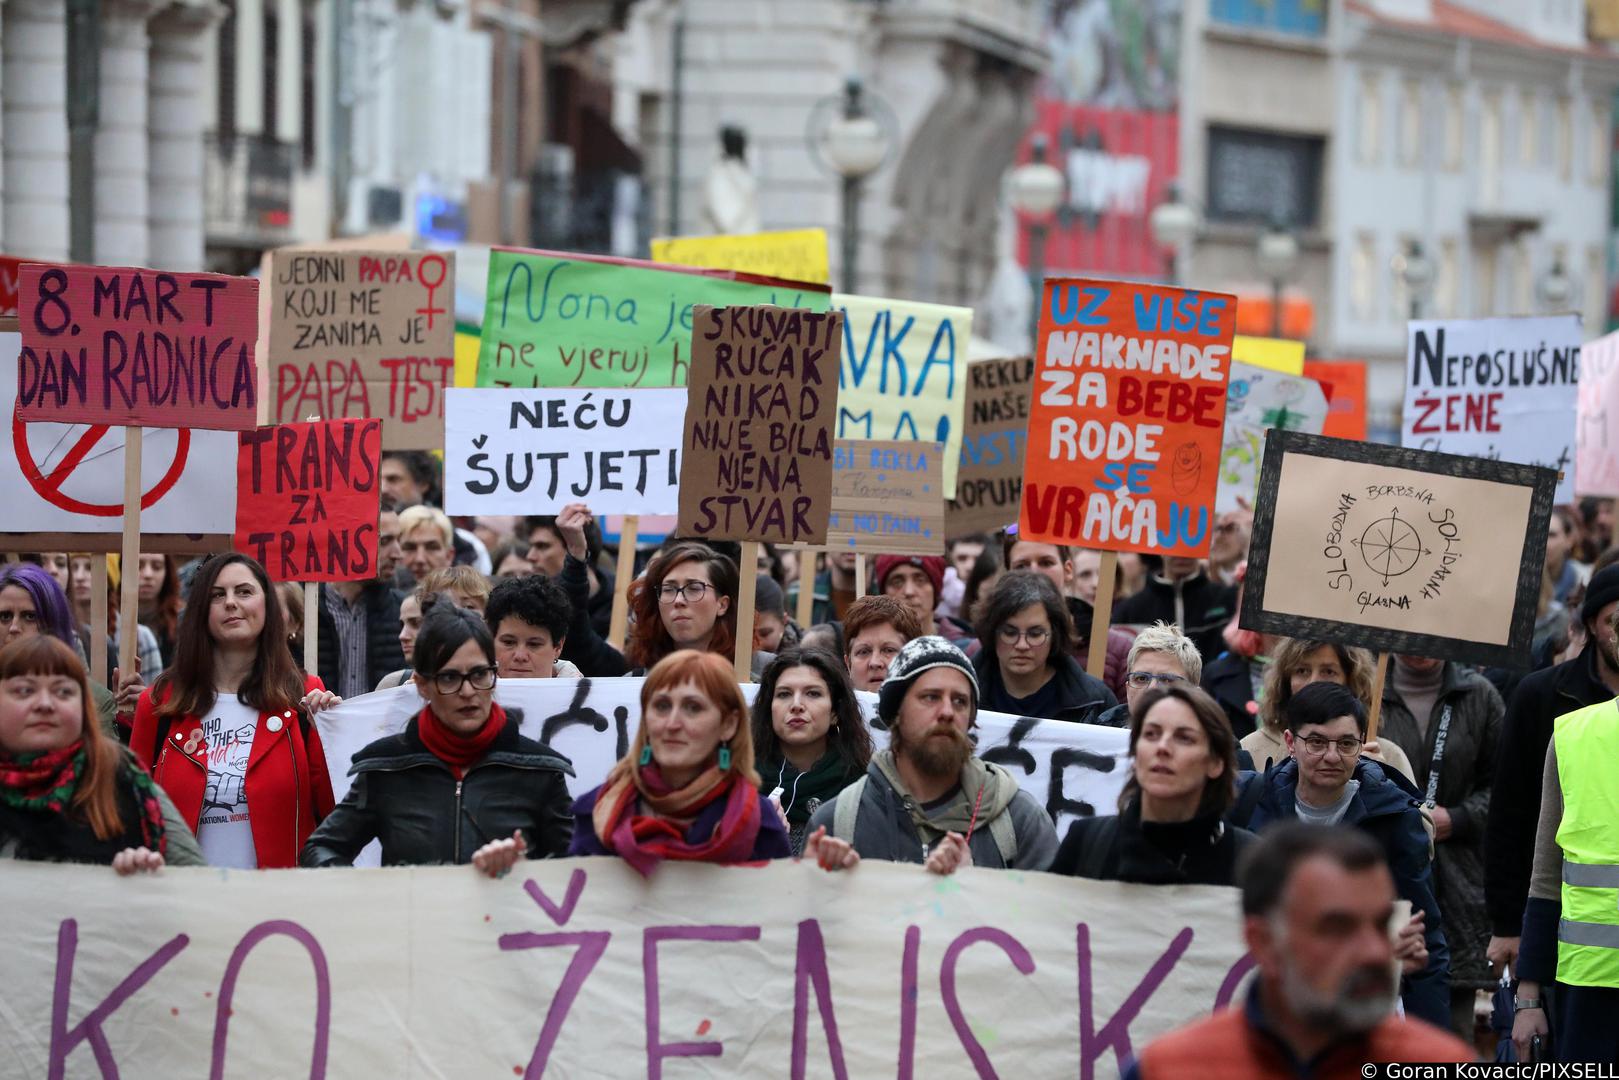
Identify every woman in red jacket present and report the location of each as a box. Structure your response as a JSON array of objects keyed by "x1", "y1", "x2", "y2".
[{"x1": 132, "y1": 553, "x2": 337, "y2": 868}]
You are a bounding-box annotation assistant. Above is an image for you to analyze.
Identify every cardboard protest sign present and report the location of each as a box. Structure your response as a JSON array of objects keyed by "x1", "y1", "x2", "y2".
[
  {"x1": 234, "y1": 419, "x2": 382, "y2": 581},
  {"x1": 0, "y1": 254, "x2": 20, "y2": 317},
  {"x1": 946, "y1": 355, "x2": 1032, "y2": 537},
  {"x1": 267, "y1": 249, "x2": 455, "y2": 449},
  {"x1": 1231, "y1": 334, "x2": 1305, "y2": 375},
  {"x1": 0, "y1": 332, "x2": 239, "y2": 536},
  {"x1": 1404, "y1": 314, "x2": 1580, "y2": 504},
  {"x1": 443, "y1": 387, "x2": 685, "y2": 516},
  {"x1": 650, "y1": 228, "x2": 830, "y2": 285},
  {"x1": 827, "y1": 439, "x2": 945, "y2": 555},
  {"x1": 1215, "y1": 361, "x2": 1329, "y2": 514},
  {"x1": 834, "y1": 293, "x2": 972, "y2": 498},
  {"x1": 1, "y1": 856, "x2": 1254, "y2": 1079},
  {"x1": 477, "y1": 249, "x2": 831, "y2": 390},
  {"x1": 1020, "y1": 278, "x2": 1236, "y2": 557},
  {"x1": 677, "y1": 305, "x2": 840, "y2": 545},
  {"x1": 15, "y1": 263, "x2": 259, "y2": 430},
  {"x1": 1576, "y1": 329, "x2": 1619, "y2": 497},
  {"x1": 320, "y1": 678, "x2": 1132, "y2": 848},
  {"x1": 1304, "y1": 359, "x2": 1368, "y2": 441},
  {"x1": 1242, "y1": 430, "x2": 1556, "y2": 668}
]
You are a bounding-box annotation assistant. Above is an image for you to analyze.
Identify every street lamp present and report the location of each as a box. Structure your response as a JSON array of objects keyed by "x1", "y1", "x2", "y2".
[
  {"x1": 1539, "y1": 256, "x2": 1574, "y2": 311},
  {"x1": 1008, "y1": 134, "x2": 1065, "y2": 341},
  {"x1": 1256, "y1": 217, "x2": 1300, "y2": 338},
  {"x1": 1149, "y1": 181, "x2": 1199, "y2": 285},
  {"x1": 1395, "y1": 240, "x2": 1436, "y2": 320},
  {"x1": 811, "y1": 78, "x2": 893, "y2": 294}
]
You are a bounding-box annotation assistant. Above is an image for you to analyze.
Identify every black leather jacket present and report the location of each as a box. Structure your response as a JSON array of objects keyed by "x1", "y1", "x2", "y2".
[{"x1": 301, "y1": 707, "x2": 575, "y2": 867}]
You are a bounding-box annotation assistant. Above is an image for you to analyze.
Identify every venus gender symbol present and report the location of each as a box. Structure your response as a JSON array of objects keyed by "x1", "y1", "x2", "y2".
[{"x1": 1351, "y1": 506, "x2": 1431, "y2": 587}]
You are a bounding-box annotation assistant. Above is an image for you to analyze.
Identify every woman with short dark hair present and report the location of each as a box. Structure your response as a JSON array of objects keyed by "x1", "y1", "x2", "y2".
[
  {"x1": 750, "y1": 648, "x2": 870, "y2": 854},
  {"x1": 971, "y1": 572, "x2": 1115, "y2": 724},
  {"x1": 303, "y1": 605, "x2": 574, "y2": 873},
  {"x1": 1050, "y1": 683, "x2": 1253, "y2": 885}
]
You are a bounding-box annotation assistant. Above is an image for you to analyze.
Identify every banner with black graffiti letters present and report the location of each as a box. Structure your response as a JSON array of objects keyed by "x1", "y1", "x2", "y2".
[
  {"x1": 317, "y1": 679, "x2": 1131, "y2": 863},
  {"x1": 0, "y1": 858, "x2": 1253, "y2": 1079},
  {"x1": 443, "y1": 387, "x2": 686, "y2": 515}
]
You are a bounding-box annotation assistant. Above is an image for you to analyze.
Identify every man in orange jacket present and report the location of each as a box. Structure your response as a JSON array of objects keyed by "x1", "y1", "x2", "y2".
[{"x1": 1127, "y1": 824, "x2": 1474, "y2": 1078}]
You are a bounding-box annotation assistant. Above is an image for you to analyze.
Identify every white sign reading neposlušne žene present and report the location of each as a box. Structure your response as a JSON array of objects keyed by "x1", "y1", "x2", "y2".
[{"x1": 1403, "y1": 314, "x2": 1581, "y2": 504}]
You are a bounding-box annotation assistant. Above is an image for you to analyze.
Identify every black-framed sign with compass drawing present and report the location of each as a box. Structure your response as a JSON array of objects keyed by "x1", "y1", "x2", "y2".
[{"x1": 1241, "y1": 430, "x2": 1557, "y2": 668}]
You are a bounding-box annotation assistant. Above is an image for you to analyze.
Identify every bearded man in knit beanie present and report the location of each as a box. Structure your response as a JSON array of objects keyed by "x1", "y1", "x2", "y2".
[
  {"x1": 1485, "y1": 562, "x2": 1619, "y2": 985},
  {"x1": 804, "y1": 636, "x2": 1056, "y2": 874}
]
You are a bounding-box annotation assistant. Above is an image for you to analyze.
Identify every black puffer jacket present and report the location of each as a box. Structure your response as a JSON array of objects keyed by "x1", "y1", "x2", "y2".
[
  {"x1": 971, "y1": 647, "x2": 1116, "y2": 725},
  {"x1": 300, "y1": 707, "x2": 575, "y2": 867}
]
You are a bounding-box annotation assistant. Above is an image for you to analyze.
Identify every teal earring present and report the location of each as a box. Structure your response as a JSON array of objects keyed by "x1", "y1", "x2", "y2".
[
  {"x1": 639, "y1": 746, "x2": 653, "y2": 766},
  {"x1": 718, "y1": 745, "x2": 732, "y2": 771}
]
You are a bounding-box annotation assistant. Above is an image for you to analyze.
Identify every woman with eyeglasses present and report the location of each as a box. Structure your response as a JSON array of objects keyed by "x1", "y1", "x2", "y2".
[
  {"x1": 130, "y1": 553, "x2": 337, "y2": 870},
  {"x1": 970, "y1": 572, "x2": 1116, "y2": 724},
  {"x1": 570, "y1": 649, "x2": 791, "y2": 871},
  {"x1": 1051, "y1": 683, "x2": 1253, "y2": 885},
  {"x1": 1093, "y1": 622, "x2": 1203, "y2": 727},
  {"x1": 302, "y1": 605, "x2": 574, "y2": 873}
]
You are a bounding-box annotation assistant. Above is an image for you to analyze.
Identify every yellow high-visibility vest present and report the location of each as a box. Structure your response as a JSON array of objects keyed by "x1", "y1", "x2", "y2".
[{"x1": 1554, "y1": 700, "x2": 1619, "y2": 987}]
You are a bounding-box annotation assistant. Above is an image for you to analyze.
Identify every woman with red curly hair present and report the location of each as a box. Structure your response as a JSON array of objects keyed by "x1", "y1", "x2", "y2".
[{"x1": 568, "y1": 650, "x2": 790, "y2": 872}]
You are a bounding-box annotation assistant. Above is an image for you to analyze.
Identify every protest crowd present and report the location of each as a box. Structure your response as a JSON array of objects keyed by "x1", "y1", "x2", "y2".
[{"x1": 2, "y1": 249, "x2": 1617, "y2": 1078}]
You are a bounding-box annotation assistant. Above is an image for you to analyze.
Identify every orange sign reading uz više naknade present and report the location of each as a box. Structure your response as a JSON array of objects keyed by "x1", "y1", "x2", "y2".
[{"x1": 1020, "y1": 279, "x2": 1236, "y2": 558}]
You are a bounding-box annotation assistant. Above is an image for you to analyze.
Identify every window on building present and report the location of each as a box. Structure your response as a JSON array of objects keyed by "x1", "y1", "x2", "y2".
[
  {"x1": 1209, "y1": 0, "x2": 1326, "y2": 36},
  {"x1": 1436, "y1": 239, "x2": 1459, "y2": 318},
  {"x1": 1559, "y1": 97, "x2": 1573, "y2": 180},
  {"x1": 1480, "y1": 91, "x2": 1502, "y2": 204},
  {"x1": 263, "y1": 7, "x2": 279, "y2": 142},
  {"x1": 1205, "y1": 127, "x2": 1326, "y2": 228},
  {"x1": 1351, "y1": 233, "x2": 1376, "y2": 322},
  {"x1": 1511, "y1": 241, "x2": 1533, "y2": 313},
  {"x1": 217, "y1": 6, "x2": 237, "y2": 142},
  {"x1": 1520, "y1": 90, "x2": 1538, "y2": 167},
  {"x1": 1472, "y1": 243, "x2": 1498, "y2": 316},
  {"x1": 1443, "y1": 86, "x2": 1464, "y2": 170},
  {"x1": 1399, "y1": 80, "x2": 1422, "y2": 168},
  {"x1": 1358, "y1": 71, "x2": 1382, "y2": 166},
  {"x1": 1590, "y1": 102, "x2": 1610, "y2": 186},
  {"x1": 1391, "y1": 236, "x2": 1415, "y2": 321},
  {"x1": 1588, "y1": 246, "x2": 1606, "y2": 329},
  {"x1": 301, "y1": 11, "x2": 317, "y2": 169}
]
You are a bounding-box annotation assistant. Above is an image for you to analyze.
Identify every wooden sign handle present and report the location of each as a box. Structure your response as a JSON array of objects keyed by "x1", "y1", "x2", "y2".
[
  {"x1": 733, "y1": 540, "x2": 760, "y2": 682},
  {"x1": 117, "y1": 428, "x2": 143, "y2": 679},
  {"x1": 1366, "y1": 651, "x2": 1389, "y2": 744},
  {"x1": 795, "y1": 546, "x2": 819, "y2": 630},
  {"x1": 1087, "y1": 550, "x2": 1118, "y2": 680},
  {"x1": 608, "y1": 515, "x2": 638, "y2": 652},
  {"x1": 303, "y1": 581, "x2": 319, "y2": 675},
  {"x1": 90, "y1": 554, "x2": 109, "y2": 688},
  {"x1": 853, "y1": 554, "x2": 867, "y2": 599}
]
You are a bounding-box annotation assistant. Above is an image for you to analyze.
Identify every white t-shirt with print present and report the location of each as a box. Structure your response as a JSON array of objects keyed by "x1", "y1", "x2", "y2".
[{"x1": 195, "y1": 693, "x2": 260, "y2": 870}]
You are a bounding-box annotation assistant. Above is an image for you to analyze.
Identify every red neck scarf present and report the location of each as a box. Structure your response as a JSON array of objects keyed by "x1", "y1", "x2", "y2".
[
  {"x1": 416, "y1": 703, "x2": 506, "y2": 779},
  {"x1": 590, "y1": 761, "x2": 762, "y2": 876}
]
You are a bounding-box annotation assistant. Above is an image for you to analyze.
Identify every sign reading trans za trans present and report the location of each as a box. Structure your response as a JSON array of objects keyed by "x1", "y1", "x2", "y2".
[{"x1": 1020, "y1": 278, "x2": 1236, "y2": 558}]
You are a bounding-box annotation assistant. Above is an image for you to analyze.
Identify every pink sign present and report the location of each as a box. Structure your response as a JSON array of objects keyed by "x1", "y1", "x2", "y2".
[
  {"x1": 15, "y1": 262, "x2": 260, "y2": 431},
  {"x1": 1577, "y1": 329, "x2": 1619, "y2": 498}
]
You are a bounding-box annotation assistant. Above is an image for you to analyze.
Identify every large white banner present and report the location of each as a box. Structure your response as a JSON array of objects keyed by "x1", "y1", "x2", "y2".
[
  {"x1": 318, "y1": 679, "x2": 1131, "y2": 844},
  {"x1": 1403, "y1": 314, "x2": 1581, "y2": 504},
  {"x1": 0, "y1": 332, "x2": 239, "y2": 534},
  {"x1": 0, "y1": 859, "x2": 1253, "y2": 1079},
  {"x1": 443, "y1": 387, "x2": 686, "y2": 515}
]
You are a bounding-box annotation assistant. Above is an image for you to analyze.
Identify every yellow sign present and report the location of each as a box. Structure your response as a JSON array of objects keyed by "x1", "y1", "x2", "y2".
[
  {"x1": 650, "y1": 228, "x2": 830, "y2": 285},
  {"x1": 1232, "y1": 335, "x2": 1305, "y2": 375},
  {"x1": 454, "y1": 330, "x2": 480, "y2": 388}
]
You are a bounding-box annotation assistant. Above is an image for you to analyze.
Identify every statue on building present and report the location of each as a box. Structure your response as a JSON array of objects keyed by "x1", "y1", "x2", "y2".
[
  {"x1": 980, "y1": 191, "x2": 1034, "y2": 356},
  {"x1": 702, "y1": 125, "x2": 761, "y2": 235}
]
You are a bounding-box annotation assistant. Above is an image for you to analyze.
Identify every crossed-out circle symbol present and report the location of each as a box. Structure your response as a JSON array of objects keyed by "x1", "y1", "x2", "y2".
[{"x1": 12, "y1": 411, "x2": 189, "y2": 516}]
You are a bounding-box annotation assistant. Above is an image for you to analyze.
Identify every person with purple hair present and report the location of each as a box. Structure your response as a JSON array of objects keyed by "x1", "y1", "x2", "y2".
[{"x1": 0, "y1": 562, "x2": 137, "y2": 737}]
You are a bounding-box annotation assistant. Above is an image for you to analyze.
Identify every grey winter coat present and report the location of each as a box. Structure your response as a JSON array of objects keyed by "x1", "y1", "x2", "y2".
[{"x1": 1377, "y1": 662, "x2": 1502, "y2": 991}]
